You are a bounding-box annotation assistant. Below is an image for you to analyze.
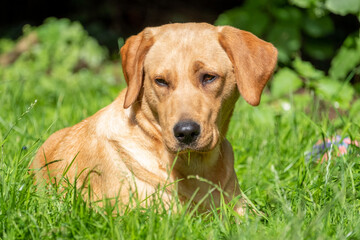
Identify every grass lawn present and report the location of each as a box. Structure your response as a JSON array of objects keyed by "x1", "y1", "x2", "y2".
[{"x1": 1, "y1": 19, "x2": 360, "y2": 239}]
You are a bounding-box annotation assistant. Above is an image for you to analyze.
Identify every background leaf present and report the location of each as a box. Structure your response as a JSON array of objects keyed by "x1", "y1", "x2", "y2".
[
  {"x1": 302, "y1": 15, "x2": 334, "y2": 38},
  {"x1": 326, "y1": 0, "x2": 360, "y2": 16},
  {"x1": 267, "y1": 24, "x2": 302, "y2": 63},
  {"x1": 293, "y1": 57, "x2": 325, "y2": 79},
  {"x1": 215, "y1": 7, "x2": 270, "y2": 36},
  {"x1": 271, "y1": 68, "x2": 303, "y2": 97},
  {"x1": 315, "y1": 77, "x2": 355, "y2": 108},
  {"x1": 329, "y1": 34, "x2": 360, "y2": 80}
]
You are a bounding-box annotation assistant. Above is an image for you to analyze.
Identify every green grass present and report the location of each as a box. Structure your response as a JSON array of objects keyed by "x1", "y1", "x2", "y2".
[{"x1": 1, "y1": 19, "x2": 360, "y2": 239}]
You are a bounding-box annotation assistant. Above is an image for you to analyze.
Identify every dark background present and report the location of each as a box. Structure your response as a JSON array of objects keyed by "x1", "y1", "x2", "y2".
[
  {"x1": 0, "y1": 0, "x2": 358, "y2": 73},
  {"x1": 0, "y1": 0, "x2": 244, "y2": 53}
]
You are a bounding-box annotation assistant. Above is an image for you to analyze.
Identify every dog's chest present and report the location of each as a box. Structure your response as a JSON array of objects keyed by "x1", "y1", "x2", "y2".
[
  {"x1": 120, "y1": 139, "x2": 168, "y2": 178},
  {"x1": 98, "y1": 108, "x2": 168, "y2": 175}
]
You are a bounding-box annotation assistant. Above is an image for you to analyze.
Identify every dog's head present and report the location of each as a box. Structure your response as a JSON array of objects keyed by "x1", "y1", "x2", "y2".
[{"x1": 120, "y1": 23, "x2": 277, "y2": 153}]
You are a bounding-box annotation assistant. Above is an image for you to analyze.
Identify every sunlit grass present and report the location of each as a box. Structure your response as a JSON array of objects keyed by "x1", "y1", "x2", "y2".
[{"x1": 1, "y1": 69, "x2": 360, "y2": 239}]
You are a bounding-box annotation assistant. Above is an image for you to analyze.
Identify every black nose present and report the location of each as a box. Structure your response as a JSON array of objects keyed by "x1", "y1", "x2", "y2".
[{"x1": 173, "y1": 121, "x2": 201, "y2": 145}]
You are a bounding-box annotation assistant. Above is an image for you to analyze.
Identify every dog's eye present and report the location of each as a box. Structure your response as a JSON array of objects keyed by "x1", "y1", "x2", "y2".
[
  {"x1": 202, "y1": 74, "x2": 217, "y2": 85},
  {"x1": 155, "y1": 78, "x2": 169, "y2": 87}
]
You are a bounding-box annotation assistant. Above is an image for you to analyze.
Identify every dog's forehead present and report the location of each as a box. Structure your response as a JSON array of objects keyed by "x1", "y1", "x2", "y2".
[
  {"x1": 152, "y1": 23, "x2": 219, "y2": 50},
  {"x1": 144, "y1": 23, "x2": 230, "y2": 71},
  {"x1": 154, "y1": 23, "x2": 216, "y2": 37}
]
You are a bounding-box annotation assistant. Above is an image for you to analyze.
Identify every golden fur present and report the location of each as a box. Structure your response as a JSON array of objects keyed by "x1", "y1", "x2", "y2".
[{"x1": 31, "y1": 23, "x2": 277, "y2": 214}]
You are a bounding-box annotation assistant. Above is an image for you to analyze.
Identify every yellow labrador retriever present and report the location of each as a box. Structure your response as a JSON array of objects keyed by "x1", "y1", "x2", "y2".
[{"x1": 32, "y1": 23, "x2": 277, "y2": 214}]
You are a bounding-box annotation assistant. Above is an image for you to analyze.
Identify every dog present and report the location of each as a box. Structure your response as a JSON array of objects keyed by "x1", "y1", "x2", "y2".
[{"x1": 31, "y1": 23, "x2": 277, "y2": 214}]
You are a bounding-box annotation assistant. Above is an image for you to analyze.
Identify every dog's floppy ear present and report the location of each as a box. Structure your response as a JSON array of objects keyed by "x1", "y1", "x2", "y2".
[
  {"x1": 218, "y1": 26, "x2": 278, "y2": 106},
  {"x1": 120, "y1": 29, "x2": 154, "y2": 109}
]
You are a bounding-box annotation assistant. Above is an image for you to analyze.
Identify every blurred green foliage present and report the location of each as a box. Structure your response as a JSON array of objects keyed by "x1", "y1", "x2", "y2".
[
  {"x1": 216, "y1": 0, "x2": 359, "y2": 64},
  {"x1": 0, "y1": 18, "x2": 123, "y2": 123},
  {"x1": 0, "y1": 13, "x2": 359, "y2": 119},
  {"x1": 216, "y1": 0, "x2": 360, "y2": 112}
]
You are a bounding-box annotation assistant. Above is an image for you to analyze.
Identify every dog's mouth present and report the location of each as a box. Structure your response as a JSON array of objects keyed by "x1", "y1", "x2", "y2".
[
  {"x1": 174, "y1": 144, "x2": 207, "y2": 154},
  {"x1": 165, "y1": 143, "x2": 213, "y2": 154}
]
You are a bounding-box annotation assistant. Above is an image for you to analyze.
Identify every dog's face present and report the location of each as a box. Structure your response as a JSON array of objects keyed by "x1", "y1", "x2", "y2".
[
  {"x1": 142, "y1": 25, "x2": 238, "y2": 152},
  {"x1": 121, "y1": 23, "x2": 277, "y2": 153}
]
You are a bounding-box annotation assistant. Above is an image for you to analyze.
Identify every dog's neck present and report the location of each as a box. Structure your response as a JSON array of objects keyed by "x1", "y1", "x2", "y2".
[{"x1": 169, "y1": 147, "x2": 221, "y2": 176}]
